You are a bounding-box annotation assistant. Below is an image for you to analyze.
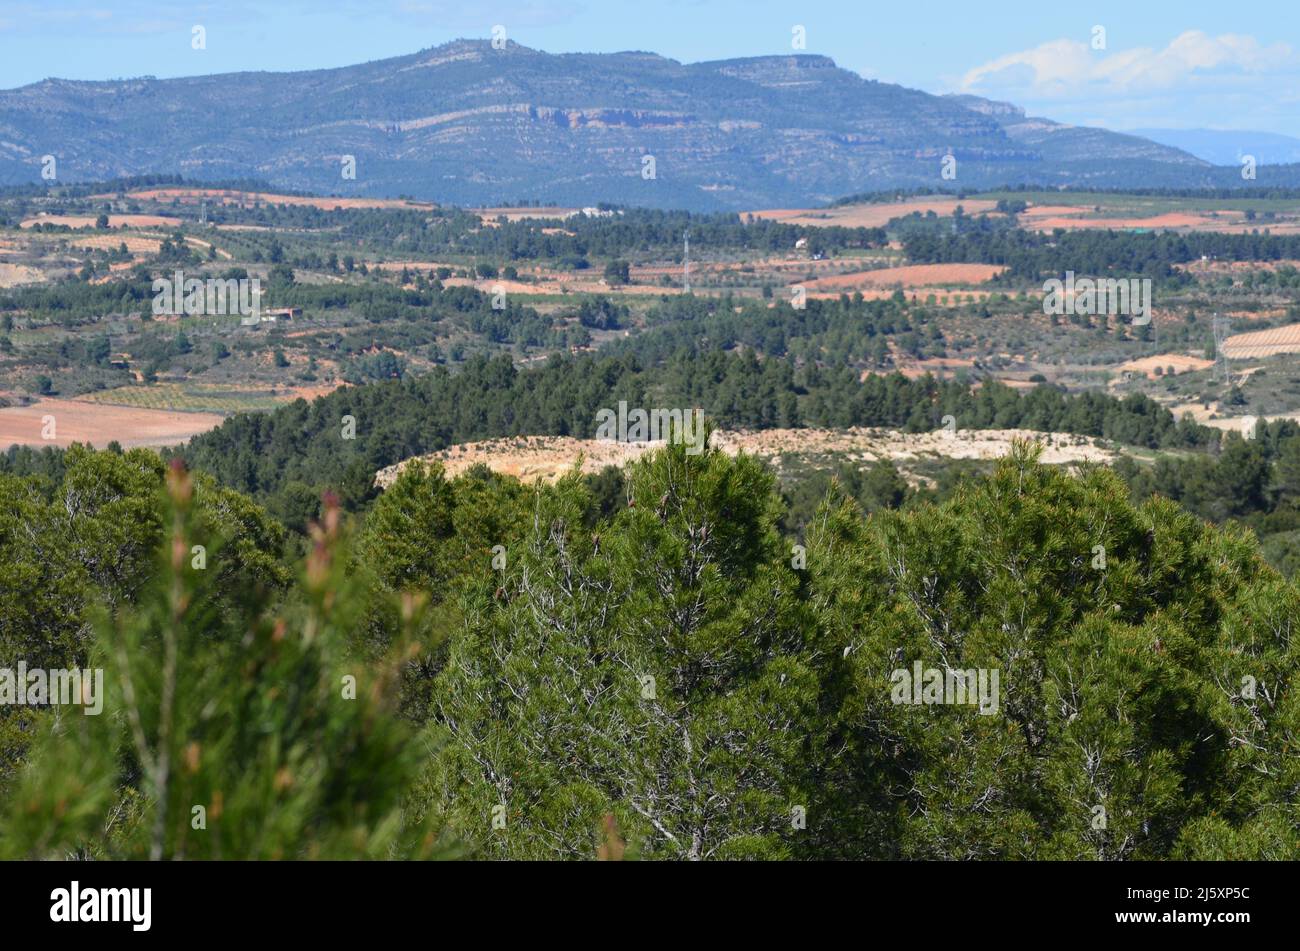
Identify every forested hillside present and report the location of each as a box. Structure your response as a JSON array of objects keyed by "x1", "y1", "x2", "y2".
[
  {"x1": 2, "y1": 442, "x2": 1296, "y2": 859},
  {"x1": 134, "y1": 349, "x2": 1217, "y2": 525},
  {"x1": 14, "y1": 338, "x2": 1300, "y2": 572}
]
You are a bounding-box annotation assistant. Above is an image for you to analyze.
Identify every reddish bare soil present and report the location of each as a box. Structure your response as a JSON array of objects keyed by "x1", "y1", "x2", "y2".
[
  {"x1": 0, "y1": 399, "x2": 225, "y2": 449},
  {"x1": 799, "y1": 263, "x2": 1005, "y2": 290},
  {"x1": 1115, "y1": 354, "x2": 1214, "y2": 378},
  {"x1": 1222, "y1": 323, "x2": 1300, "y2": 358},
  {"x1": 1025, "y1": 211, "x2": 1219, "y2": 231},
  {"x1": 748, "y1": 198, "x2": 999, "y2": 228},
  {"x1": 21, "y1": 214, "x2": 182, "y2": 229},
  {"x1": 69, "y1": 234, "x2": 163, "y2": 254}
]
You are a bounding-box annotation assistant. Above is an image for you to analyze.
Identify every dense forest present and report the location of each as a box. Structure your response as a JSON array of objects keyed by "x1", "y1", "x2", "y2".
[
  {"x1": 325, "y1": 207, "x2": 888, "y2": 261},
  {"x1": 1, "y1": 440, "x2": 1296, "y2": 858}
]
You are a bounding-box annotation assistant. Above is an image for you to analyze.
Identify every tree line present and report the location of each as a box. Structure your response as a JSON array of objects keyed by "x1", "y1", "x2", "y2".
[{"x1": 903, "y1": 228, "x2": 1300, "y2": 282}]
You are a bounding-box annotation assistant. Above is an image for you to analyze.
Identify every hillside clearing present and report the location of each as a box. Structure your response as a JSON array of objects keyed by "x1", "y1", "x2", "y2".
[{"x1": 376, "y1": 427, "x2": 1116, "y2": 487}]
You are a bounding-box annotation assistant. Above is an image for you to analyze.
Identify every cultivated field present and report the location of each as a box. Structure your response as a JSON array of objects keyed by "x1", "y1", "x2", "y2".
[
  {"x1": 753, "y1": 193, "x2": 1300, "y2": 235},
  {"x1": 1116, "y1": 354, "x2": 1215, "y2": 379},
  {"x1": 979, "y1": 190, "x2": 1300, "y2": 216},
  {"x1": 1015, "y1": 207, "x2": 1288, "y2": 233},
  {"x1": 97, "y1": 187, "x2": 436, "y2": 211},
  {"x1": 20, "y1": 214, "x2": 183, "y2": 229},
  {"x1": 799, "y1": 263, "x2": 1005, "y2": 291},
  {"x1": 1223, "y1": 323, "x2": 1300, "y2": 358},
  {"x1": 748, "y1": 198, "x2": 1000, "y2": 228},
  {"x1": 77, "y1": 382, "x2": 334, "y2": 414},
  {"x1": 69, "y1": 234, "x2": 163, "y2": 254},
  {"x1": 0, "y1": 398, "x2": 225, "y2": 449}
]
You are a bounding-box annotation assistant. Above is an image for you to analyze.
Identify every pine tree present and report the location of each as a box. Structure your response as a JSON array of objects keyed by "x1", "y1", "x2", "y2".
[
  {"x1": 1, "y1": 463, "x2": 449, "y2": 860},
  {"x1": 420, "y1": 443, "x2": 818, "y2": 858}
]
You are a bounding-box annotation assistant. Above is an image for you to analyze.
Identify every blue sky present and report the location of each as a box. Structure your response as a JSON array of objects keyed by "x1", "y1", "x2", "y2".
[{"x1": 1, "y1": 0, "x2": 1297, "y2": 135}]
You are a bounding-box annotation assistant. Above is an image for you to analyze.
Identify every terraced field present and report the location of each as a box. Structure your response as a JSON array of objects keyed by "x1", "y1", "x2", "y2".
[{"x1": 77, "y1": 382, "x2": 308, "y2": 413}]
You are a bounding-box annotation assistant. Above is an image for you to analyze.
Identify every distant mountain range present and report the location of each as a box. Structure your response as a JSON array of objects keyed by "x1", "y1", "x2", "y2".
[
  {"x1": 1129, "y1": 128, "x2": 1300, "y2": 167},
  {"x1": 1, "y1": 40, "x2": 1296, "y2": 210}
]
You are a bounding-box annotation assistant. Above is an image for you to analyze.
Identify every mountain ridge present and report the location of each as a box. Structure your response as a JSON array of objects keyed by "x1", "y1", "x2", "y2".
[{"x1": 0, "y1": 39, "x2": 1278, "y2": 210}]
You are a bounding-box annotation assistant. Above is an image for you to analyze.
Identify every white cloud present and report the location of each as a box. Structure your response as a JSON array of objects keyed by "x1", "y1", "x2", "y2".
[{"x1": 961, "y1": 31, "x2": 1297, "y2": 99}]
